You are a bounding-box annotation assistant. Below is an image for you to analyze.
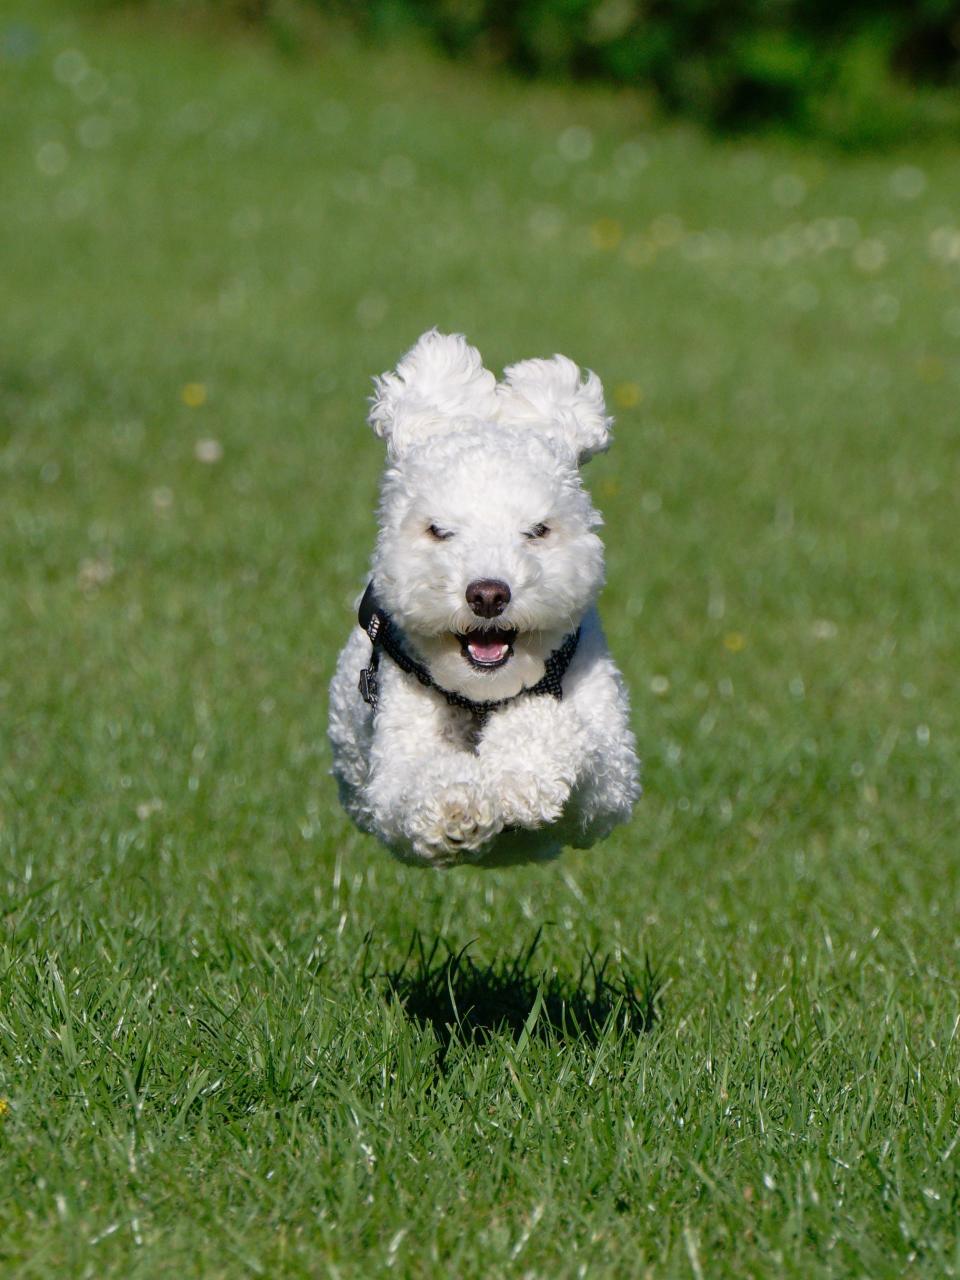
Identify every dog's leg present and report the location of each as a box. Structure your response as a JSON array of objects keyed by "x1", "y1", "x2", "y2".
[
  {"x1": 476, "y1": 632, "x2": 640, "y2": 840},
  {"x1": 476, "y1": 697, "x2": 586, "y2": 830},
  {"x1": 363, "y1": 669, "x2": 503, "y2": 864}
]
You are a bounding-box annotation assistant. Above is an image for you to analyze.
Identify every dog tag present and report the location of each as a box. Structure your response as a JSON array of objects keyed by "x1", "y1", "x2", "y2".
[{"x1": 359, "y1": 666, "x2": 379, "y2": 708}]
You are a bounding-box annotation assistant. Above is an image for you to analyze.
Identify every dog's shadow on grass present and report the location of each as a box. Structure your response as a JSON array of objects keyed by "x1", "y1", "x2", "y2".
[{"x1": 379, "y1": 930, "x2": 660, "y2": 1058}]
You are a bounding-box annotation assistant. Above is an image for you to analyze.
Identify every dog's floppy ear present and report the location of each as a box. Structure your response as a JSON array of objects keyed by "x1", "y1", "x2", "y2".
[
  {"x1": 497, "y1": 354, "x2": 612, "y2": 464},
  {"x1": 368, "y1": 329, "x2": 499, "y2": 459}
]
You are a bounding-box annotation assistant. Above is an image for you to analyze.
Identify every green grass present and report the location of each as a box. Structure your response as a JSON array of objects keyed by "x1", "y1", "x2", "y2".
[{"x1": 2, "y1": 2, "x2": 960, "y2": 1275}]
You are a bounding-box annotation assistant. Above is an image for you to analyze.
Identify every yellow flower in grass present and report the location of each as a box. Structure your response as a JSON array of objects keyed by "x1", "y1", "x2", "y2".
[
  {"x1": 613, "y1": 381, "x2": 642, "y2": 410},
  {"x1": 590, "y1": 217, "x2": 623, "y2": 251},
  {"x1": 0, "y1": 1099, "x2": 9, "y2": 1119},
  {"x1": 181, "y1": 382, "x2": 207, "y2": 407},
  {"x1": 724, "y1": 631, "x2": 747, "y2": 653}
]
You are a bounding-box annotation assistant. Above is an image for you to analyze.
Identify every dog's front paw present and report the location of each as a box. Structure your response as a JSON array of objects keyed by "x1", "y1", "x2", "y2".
[
  {"x1": 413, "y1": 783, "x2": 502, "y2": 866},
  {"x1": 495, "y1": 769, "x2": 571, "y2": 830}
]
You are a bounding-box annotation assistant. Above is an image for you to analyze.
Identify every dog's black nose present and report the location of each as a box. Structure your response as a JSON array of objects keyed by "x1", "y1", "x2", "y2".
[{"x1": 466, "y1": 578, "x2": 511, "y2": 618}]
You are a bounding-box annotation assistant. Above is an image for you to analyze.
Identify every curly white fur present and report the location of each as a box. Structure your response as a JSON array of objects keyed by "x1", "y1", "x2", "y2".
[{"x1": 328, "y1": 331, "x2": 640, "y2": 867}]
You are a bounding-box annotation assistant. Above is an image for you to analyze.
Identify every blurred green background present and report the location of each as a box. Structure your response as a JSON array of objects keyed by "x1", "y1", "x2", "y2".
[
  {"x1": 1, "y1": 0, "x2": 959, "y2": 1275},
  {"x1": 87, "y1": 0, "x2": 960, "y2": 141}
]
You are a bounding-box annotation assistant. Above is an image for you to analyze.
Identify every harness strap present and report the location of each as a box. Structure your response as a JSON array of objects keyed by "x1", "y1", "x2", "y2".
[{"x1": 355, "y1": 582, "x2": 579, "y2": 724}]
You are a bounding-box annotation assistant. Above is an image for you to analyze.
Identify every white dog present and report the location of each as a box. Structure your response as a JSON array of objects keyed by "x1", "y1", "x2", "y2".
[{"x1": 328, "y1": 330, "x2": 640, "y2": 867}]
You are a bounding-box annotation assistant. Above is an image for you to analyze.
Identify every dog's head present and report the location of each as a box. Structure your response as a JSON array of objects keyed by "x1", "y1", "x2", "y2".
[{"x1": 367, "y1": 330, "x2": 612, "y2": 701}]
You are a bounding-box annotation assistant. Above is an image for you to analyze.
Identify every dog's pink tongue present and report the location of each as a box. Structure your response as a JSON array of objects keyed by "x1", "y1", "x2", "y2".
[{"x1": 469, "y1": 639, "x2": 508, "y2": 664}]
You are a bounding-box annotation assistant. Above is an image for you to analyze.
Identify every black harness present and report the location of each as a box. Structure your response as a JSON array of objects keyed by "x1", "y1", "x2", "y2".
[{"x1": 356, "y1": 582, "x2": 580, "y2": 725}]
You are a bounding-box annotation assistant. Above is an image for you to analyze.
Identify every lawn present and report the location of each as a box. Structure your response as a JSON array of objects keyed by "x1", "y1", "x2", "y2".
[{"x1": 1, "y1": 2, "x2": 959, "y2": 1275}]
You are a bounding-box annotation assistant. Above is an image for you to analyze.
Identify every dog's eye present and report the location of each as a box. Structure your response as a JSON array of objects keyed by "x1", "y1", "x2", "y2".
[
  {"x1": 524, "y1": 523, "x2": 551, "y2": 540},
  {"x1": 427, "y1": 523, "x2": 454, "y2": 541}
]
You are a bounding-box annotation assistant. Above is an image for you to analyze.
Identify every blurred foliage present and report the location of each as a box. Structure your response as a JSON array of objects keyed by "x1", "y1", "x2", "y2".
[{"x1": 99, "y1": 0, "x2": 960, "y2": 141}]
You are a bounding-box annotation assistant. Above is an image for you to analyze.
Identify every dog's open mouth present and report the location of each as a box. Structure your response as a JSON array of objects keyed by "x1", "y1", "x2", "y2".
[{"x1": 458, "y1": 626, "x2": 518, "y2": 670}]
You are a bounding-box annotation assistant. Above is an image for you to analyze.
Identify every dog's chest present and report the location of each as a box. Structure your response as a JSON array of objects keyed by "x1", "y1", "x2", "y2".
[{"x1": 438, "y1": 705, "x2": 485, "y2": 754}]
